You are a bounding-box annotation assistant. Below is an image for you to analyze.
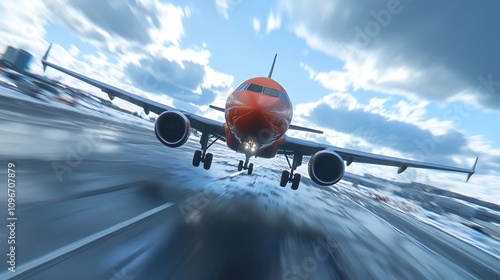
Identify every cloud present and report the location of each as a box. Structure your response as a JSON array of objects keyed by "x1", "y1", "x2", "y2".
[
  {"x1": 203, "y1": 66, "x2": 234, "y2": 91},
  {"x1": 0, "y1": 0, "x2": 48, "y2": 64},
  {"x1": 0, "y1": 0, "x2": 234, "y2": 110},
  {"x1": 464, "y1": 135, "x2": 500, "y2": 175},
  {"x1": 48, "y1": 0, "x2": 186, "y2": 54},
  {"x1": 310, "y1": 103, "x2": 467, "y2": 157},
  {"x1": 280, "y1": 0, "x2": 500, "y2": 109},
  {"x1": 124, "y1": 54, "x2": 217, "y2": 105},
  {"x1": 266, "y1": 10, "x2": 281, "y2": 34},
  {"x1": 295, "y1": 92, "x2": 474, "y2": 168},
  {"x1": 252, "y1": 17, "x2": 261, "y2": 34},
  {"x1": 300, "y1": 63, "x2": 352, "y2": 92},
  {"x1": 215, "y1": 0, "x2": 230, "y2": 20},
  {"x1": 68, "y1": 45, "x2": 80, "y2": 57},
  {"x1": 68, "y1": 0, "x2": 158, "y2": 44}
]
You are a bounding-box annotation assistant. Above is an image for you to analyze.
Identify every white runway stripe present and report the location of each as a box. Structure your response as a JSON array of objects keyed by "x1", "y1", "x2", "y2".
[{"x1": 1, "y1": 202, "x2": 174, "y2": 279}]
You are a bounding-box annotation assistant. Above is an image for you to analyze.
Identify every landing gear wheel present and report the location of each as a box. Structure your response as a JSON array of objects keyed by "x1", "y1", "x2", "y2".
[
  {"x1": 193, "y1": 150, "x2": 202, "y2": 167},
  {"x1": 193, "y1": 131, "x2": 220, "y2": 170},
  {"x1": 247, "y1": 163, "x2": 254, "y2": 175},
  {"x1": 203, "y1": 153, "x2": 213, "y2": 170},
  {"x1": 238, "y1": 160, "x2": 244, "y2": 171},
  {"x1": 280, "y1": 170, "x2": 290, "y2": 187},
  {"x1": 291, "y1": 173, "x2": 301, "y2": 190}
]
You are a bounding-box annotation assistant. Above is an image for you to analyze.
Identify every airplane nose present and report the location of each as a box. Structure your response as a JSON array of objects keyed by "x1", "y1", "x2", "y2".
[
  {"x1": 226, "y1": 90, "x2": 290, "y2": 145},
  {"x1": 230, "y1": 108, "x2": 281, "y2": 145}
]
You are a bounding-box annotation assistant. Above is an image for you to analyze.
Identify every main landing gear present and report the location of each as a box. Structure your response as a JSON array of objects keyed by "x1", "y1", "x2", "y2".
[
  {"x1": 192, "y1": 131, "x2": 220, "y2": 170},
  {"x1": 237, "y1": 155, "x2": 254, "y2": 175},
  {"x1": 280, "y1": 153, "x2": 303, "y2": 190}
]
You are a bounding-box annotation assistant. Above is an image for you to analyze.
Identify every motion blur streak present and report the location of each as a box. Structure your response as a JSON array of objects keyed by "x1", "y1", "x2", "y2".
[
  {"x1": 0, "y1": 88, "x2": 498, "y2": 279},
  {"x1": 0, "y1": 203, "x2": 174, "y2": 279}
]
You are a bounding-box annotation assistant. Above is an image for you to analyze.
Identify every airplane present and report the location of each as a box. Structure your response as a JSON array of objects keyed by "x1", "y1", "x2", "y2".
[{"x1": 41, "y1": 44, "x2": 478, "y2": 190}]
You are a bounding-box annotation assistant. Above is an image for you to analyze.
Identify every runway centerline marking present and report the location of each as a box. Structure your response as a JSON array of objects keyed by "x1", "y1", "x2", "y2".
[
  {"x1": 229, "y1": 171, "x2": 245, "y2": 177},
  {"x1": 0, "y1": 202, "x2": 174, "y2": 279}
]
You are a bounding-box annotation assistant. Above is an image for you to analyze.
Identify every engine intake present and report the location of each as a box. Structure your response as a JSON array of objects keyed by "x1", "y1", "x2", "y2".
[
  {"x1": 308, "y1": 150, "x2": 345, "y2": 185},
  {"x1": 154, "y1": 111, "x2": 190, "y2": 148}
]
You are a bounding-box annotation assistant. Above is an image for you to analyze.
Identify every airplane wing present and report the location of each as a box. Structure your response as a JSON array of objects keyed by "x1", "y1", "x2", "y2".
[
  {"x1": 42, "y1": 44, "x2": 476, "y2": 182},
  {"x1": 41, "y1": 45, "x2": 226, "y2": 140},
  {"x1": 280, "y1": 135, "x2": 478, "y2": 182}
]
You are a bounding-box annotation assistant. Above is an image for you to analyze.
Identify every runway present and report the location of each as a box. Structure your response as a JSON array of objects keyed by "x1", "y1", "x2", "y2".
[{"x1": 0, "y1": 90, "x2": 499, "y2": 279}]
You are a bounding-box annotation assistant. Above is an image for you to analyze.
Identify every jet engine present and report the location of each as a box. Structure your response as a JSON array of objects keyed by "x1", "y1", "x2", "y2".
[
  {"x1": 308, "y1": 150, "x2": 345, "y2": 185},
  {"x1": 154, "y1": 111, "x2": 191, "y2": 148}
]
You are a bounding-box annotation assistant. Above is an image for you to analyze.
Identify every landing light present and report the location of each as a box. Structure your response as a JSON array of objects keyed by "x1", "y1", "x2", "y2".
[{"x1": 244, "y1": 141, "x2": 259, "y2": 153}]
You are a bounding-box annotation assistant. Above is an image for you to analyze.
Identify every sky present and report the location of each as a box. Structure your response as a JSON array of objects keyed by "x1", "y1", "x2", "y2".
[{"x1": 0, "y1": 0, "x2": 499, "y2": 203}]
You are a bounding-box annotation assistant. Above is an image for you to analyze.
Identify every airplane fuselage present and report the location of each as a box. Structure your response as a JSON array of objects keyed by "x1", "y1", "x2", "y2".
[{"x1": 224, "y1": 77, "x2": 292, "y2": 158}]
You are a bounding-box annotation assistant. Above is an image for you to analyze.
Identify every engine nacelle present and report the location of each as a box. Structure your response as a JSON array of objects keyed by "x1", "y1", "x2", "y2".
[
  {"x1": 308, "y1": 150, "x2": 345, "y2": 186},
  {"x1": 154, "y1": 111, "x2": 190, "y2": 148}
]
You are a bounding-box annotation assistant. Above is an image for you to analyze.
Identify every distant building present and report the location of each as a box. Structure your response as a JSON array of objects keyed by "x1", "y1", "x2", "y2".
[{"x1": 1, "y1": 46, "x2": 33, "y2": 72}]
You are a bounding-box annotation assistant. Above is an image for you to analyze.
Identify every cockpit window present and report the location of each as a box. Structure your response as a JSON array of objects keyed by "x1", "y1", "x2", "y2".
[
  {"x1": 235, "y1": 83, "x2": 249, "y2": 91},
  {"x1": 234, "y1": 82, "x2": 291, "y2": 106},
  {"x1": 247, "y1": 83, "x2": 263, "y2": 93},
  {"x1": 262, "y1": 87, "x2": 279, "y2": 97},
  {"x1": 278, "y1": 91, "x2": 291, "y2": 105}
]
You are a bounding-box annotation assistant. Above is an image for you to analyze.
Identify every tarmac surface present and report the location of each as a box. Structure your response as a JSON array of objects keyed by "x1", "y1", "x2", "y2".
[{"x1": 0, "y1": 91, "x2": 499, "y2": 279}]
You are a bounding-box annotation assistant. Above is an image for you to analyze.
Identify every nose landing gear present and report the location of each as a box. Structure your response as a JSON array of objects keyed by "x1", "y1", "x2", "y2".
[{"x1": 238, "y1": 155, "x2": 254, "y2": 174}]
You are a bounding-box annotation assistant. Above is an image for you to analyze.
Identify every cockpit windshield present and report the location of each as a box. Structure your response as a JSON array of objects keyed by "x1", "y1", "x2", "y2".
[
  {"x1": 247, "y1": 83, "x2": 263, "y2": 93},
  {"x1": 235, "y1": 82, "x2": 290, "y2": 105}
]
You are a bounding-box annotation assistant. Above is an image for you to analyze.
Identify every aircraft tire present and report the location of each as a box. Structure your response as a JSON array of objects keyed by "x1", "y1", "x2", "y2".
[
  {"x1": 291, "y1": 173, "x2": 301, "y2": 190},
  {"x1": 248, "y1": 163, "x2": 254, "y2": 174},
  {"x1": 238, "y1": 160, "x2": 244, "y2": 171},
  {"x1": 193, "y1": 150, "x2": 202, "y2": 167},
  {"x1": 204, "y1": 153, "x2": 213, "y2": 170},
  {"x1": 280, "y1": 171, "x2": 289, "y2": 187}
]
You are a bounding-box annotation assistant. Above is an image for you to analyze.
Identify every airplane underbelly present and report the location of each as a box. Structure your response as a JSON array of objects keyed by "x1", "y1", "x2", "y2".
[{"x1": 224, "y1": 125, "x2": 285, "y2": 158}]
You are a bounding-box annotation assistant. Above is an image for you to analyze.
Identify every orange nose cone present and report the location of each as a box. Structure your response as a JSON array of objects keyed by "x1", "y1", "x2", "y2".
[
  {"x1": 226, "y1": 90, "x2": 290, "y2": 144},
  {"x1": 229, "y1": 108, "x2": 275, "y2": 144}
]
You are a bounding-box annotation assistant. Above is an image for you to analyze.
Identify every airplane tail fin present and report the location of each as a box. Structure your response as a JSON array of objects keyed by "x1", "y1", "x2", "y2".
[
  {"x1": 41, "y1": 43, "x2": 52, "y2": 72},
  {"x1": 466, "y1": 157, "x2": 479, "y2": 182},
  {"x1": 268, "y1": 53, "x2": 277, "y2": 78}
]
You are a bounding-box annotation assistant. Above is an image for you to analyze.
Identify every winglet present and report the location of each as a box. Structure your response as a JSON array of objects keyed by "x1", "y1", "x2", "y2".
[
  {"x1": 466, "y1": 157, "x2": 479, "y2": 182},
  {"x1": 41, "y1": 43, "x2": 52, "y2": 72},
  {"x1": 268, "y1": 53, "x2": 277, "y2": 78}
]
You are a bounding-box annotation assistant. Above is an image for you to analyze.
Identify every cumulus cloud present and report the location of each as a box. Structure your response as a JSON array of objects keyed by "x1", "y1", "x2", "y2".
[
  {"x1": 309, "y1": 103, "x2": 467, "y2": 157},
  {"x1": 203, "y1": 66, "x2": 234, "y2": 91},
  {"x1": 266, "y1": 10, "x2": 282, "y2": 34},
  {"x1": 294, "y1": 92, "x2": 477, "y2": 169},
  {"x1": 283, "y1": 0, "x2": 500, "y2": 179},
  {"x1": 0, "y1": 0, "x2": 234, "y2": 109},
  {"x1": 280, "y1": 0, "x2": 500, "y2": 109},
  {"x1": 300, "y1": 63, "x2": 352, "y2": 92},
  {"x1": 125, "y1": 54, "x2": 217, "y2": 105},
  {"x1": 47, "y1": 0, "x2": 186, "y2": 54},
  {"x1": 69, "y1": 0, "x2": 159, "y2": 44}
]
